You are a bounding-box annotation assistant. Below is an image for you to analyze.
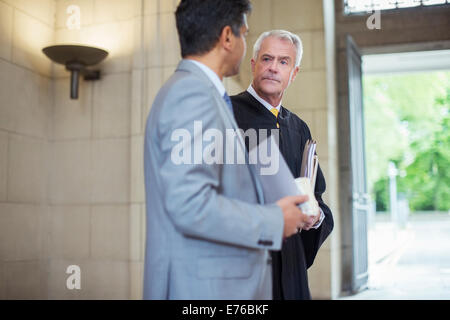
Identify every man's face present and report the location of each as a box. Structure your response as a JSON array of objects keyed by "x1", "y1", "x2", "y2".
[
  {"x1": 251, "y1": 36, "x2": 299, "y2": 100},
  {"x1": 226, "y1": 14, "x2": 248, "y2": 77}
]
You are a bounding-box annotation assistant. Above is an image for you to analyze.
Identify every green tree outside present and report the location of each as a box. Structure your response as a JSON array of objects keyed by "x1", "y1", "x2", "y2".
[{"x1": 363, "y1": 71, "x2": 450, "y2": 212}]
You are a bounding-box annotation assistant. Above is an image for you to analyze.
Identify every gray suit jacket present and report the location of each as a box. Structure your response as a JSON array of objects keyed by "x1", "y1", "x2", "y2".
[{"x1": 143, "y1": 60, "x2": 284, "y2": 299}]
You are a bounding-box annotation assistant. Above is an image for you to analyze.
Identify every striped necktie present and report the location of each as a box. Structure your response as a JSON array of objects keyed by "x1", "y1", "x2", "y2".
[{"x1": 223, "y1": 92, "x2": 233, "y2": 115}]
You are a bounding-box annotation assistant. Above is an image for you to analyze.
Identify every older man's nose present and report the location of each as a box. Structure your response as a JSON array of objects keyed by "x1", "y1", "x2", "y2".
[{"x1": 268, "y1": 61, "x2": 278, "y2": 73}]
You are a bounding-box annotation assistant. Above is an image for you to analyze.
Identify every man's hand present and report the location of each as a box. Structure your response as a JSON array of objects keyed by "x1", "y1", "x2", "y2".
[
  {"x1": 302, "y1": 201, "x2": 321, "y2": 231},
  {"x1": 277, "y1": 195, "x2": 310, "y2": 239}
]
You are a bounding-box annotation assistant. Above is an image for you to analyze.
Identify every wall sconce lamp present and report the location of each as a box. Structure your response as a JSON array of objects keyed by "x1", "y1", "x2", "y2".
[{"x1": 42, "y1": 45, "x2": 108, "y2": 99}]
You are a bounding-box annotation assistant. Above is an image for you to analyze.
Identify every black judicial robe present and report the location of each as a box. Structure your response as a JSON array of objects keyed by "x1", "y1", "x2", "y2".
[{"x1": 231, "y1": 91, "x2": 334, "y2": 300}]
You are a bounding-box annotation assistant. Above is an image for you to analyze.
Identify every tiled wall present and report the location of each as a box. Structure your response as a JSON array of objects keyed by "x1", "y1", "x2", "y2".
[
  {"x1": 0, "y1": 0, "x2": 55, "y2": 299},
  {"x1": 47, "y1": 0, "x2": 143, "y2": 299}
]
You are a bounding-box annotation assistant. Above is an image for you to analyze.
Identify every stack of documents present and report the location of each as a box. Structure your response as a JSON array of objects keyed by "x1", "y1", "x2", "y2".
[{"x1": 300, "y1": 139, "x2": 319, "y2": 191}]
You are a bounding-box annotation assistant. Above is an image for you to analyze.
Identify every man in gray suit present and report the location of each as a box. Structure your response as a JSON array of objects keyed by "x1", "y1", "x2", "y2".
[{"x1": 143, "y1": 0, "x2": 310, "y2": 299}]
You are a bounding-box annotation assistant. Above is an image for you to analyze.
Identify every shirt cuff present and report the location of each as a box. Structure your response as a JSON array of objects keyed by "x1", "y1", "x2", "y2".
[{"x1": 311, "y1": 208, "x2": 325, "y2": 229}]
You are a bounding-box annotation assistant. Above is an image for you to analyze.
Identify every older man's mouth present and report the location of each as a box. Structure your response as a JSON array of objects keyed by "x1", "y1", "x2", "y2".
[{"x1": 262, "y1": 77, "x2": 280, "y2": 83}]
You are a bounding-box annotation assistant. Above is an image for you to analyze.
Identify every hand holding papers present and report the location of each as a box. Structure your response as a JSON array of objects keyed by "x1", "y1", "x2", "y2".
[{"x1": 248, "y1": 135, "x2": 318, "y2": 217}]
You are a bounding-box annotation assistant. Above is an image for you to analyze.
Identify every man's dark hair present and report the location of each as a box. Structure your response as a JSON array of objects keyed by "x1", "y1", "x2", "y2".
[{"x1": 175, "y1": 0, "x2": 252, "y2": 57}]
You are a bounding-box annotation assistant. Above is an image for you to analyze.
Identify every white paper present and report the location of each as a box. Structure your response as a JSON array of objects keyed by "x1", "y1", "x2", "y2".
[{"x1": 294, "y1": 177, "x2": 319, "y2": 216}]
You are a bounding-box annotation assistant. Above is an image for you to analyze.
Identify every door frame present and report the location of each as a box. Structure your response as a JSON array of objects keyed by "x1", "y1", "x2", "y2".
[
  {"x1": 337, "y1": 35, "x2": 371, "y2": 294},
  {"x1": 337, "y1": 32, "x2": 450, "y2": 295}
]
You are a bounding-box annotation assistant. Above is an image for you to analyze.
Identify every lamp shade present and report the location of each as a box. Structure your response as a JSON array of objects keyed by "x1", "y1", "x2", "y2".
[{"x1": 42, "y1": 44, "x2": 108, "y2": 99}]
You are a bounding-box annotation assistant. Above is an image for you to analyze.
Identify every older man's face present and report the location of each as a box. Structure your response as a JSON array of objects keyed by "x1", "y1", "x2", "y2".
[{"x1": 251, "y1": 36, "x2": 299, "y2": 101}]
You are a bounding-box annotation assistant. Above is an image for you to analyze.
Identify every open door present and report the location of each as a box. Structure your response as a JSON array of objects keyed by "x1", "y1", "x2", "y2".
[{"x1": 346, "y1": 35, "x2": 370, "y2": 292}]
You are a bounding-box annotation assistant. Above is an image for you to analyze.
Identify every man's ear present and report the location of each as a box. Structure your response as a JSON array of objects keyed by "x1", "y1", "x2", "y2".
[
  {"x1": 290, "y1": 66, "x2": 300, "y2": 82},
  {"x1": 251, "y1": 58, "x2": 256, "y2": 73},
  {"x1": 219, "y1": 25, "x2": 234, "y2": 52}
]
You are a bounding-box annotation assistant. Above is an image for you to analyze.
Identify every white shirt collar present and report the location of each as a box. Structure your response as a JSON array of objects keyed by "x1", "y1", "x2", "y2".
[
  {"x1": 188, "y1": 59, "x2": 226, "y2": 97},
  {"x1": 247, "y1": 84, "x2": 282, "y2": 113}
]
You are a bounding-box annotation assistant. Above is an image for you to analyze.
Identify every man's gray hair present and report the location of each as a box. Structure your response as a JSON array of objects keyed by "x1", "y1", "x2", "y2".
[{"x1": 253, "y1": 30, "x2": 303, "y2": 67}]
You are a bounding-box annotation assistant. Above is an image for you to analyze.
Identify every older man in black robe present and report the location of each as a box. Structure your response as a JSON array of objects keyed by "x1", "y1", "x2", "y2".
[{"x1": 231, "y1": 30, "x2": 334, "y2": 300}]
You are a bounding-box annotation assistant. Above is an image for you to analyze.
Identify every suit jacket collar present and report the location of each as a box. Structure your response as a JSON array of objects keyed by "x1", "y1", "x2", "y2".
[
  {"x1": 176, "y1": 59, "x2": 237, "y2": 128},
  {"x1": 189, "y1": 60, "x2": 226, "y2": 97},
  {"x1": 176, "y1": 59, "x2": 217, "y2": 91}
]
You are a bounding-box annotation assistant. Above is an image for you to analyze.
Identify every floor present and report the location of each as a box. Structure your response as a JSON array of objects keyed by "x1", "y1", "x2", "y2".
[{"x1": 340, "y1": 213, "x2": 450, "y2": 300}]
